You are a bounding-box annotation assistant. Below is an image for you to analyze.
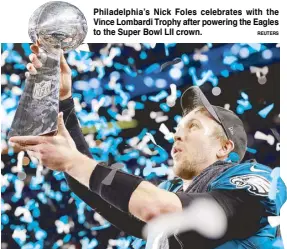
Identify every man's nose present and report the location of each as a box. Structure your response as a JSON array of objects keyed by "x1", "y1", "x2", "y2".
[{"x1": 174, "y1": 129, "x2": 183, "y2": 141}]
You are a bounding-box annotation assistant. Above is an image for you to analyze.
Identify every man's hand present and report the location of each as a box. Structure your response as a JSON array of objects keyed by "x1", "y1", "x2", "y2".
[
  {"x1": 27, "y1": 43, "x2": 72, "y2": 100},
  {"x1": 9, "y1": 112, "x2": 79, "y2": 172}
]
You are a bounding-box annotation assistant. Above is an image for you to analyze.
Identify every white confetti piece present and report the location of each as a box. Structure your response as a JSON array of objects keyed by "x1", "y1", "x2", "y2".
[
  {"x1": 166, "y1": 84, "x2": 177, "y2": 107},
  {"x1": 250, "y1": 66, "x2": 269, "y2": 84},
  {"x1": 268, "y1": 216, "x2": 280, "y2": 227},
  {"x1": 12, "y1": 228, "x2": 27, "y2": 243},
  {"x1": 75, "y1": 43, "x2": 90, "y2": 53},
  {"x1": 144, "y1": 198, "x2": 227, "y2": 249},
  {"x1": 276, "y1": 143, "x2": 280, "y2": 151},
  {"x1": 146, "y1": 133, "x2": 164, "y2": 151},
  {"x1": 254, "y1": 131, "x2": 275, "y2": 145},
  {"x1": 155, "y1": 115, "x2": 168, "y2": 123},
  {"x1": 159, "y1": 124, "x2": 174, "y2": 140},
  {"x1": 14, "y1": 207, "x2": 33, "y2": 223}
]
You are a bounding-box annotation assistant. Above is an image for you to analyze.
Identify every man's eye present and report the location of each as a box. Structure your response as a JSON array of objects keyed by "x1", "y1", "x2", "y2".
[{"x1": 189, "y1": 123, "x2": 198, "y2": 128}]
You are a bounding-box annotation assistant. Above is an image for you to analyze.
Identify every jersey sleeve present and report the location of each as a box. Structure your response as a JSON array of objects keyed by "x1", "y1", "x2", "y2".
[
  {"x1": 174, "y1": 162, "x2": 286, "y2": 248},
  {"x1": 209, "y1": 162, "x2": 286, "y2": 216},
  {"x1": 174, "y1": 188, "x2": 266, "y2": 248}
]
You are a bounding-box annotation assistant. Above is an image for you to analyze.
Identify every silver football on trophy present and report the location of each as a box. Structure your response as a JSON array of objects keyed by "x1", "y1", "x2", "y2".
[
  {"x1": 8, "y1": 1, "x2": 88, "y2": 139},
  {"x1": 28, "y1": 1, "x2": 88, "y2": 53}
]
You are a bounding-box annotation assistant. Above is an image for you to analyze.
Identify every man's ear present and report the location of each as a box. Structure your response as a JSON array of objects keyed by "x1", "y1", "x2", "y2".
[{"x1": 217, "y1": 140, "x2": 235, "y2": 159}]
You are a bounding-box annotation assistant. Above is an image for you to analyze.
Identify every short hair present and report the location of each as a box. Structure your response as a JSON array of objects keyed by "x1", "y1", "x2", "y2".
[
  {"x1": 212, "y1": 121, "x2": 229, "y2": 146},
  {"x1": 183, "y1": 106, "x2": 229, "y2": 145}
]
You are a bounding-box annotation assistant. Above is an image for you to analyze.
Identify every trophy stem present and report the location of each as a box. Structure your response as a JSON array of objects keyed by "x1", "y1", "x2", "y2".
[{"x1": 8, "y1": 48, "x2": 61, "y2": 138}]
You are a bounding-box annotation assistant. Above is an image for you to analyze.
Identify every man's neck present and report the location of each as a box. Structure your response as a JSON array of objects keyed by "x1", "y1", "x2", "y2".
[
  {"x1": 181, "y1": 159, "x2": 221, "y2": 191},
  {"x1": 196, "y1": 158, "x2": 222, "y2": 175}
]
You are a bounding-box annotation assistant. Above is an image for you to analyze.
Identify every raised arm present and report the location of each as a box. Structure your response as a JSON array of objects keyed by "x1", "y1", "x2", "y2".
[
  {"x1": 19, "y1": 45, "x2": 146, "y2": 238},
  {"x1": 60, "y1": 97, "x2": 146, "y2": 237}
]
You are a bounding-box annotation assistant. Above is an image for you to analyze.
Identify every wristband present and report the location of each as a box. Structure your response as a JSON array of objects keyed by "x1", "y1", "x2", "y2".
[{"x1": 89, "y1": 162, "x2": 143, "y2": 212}]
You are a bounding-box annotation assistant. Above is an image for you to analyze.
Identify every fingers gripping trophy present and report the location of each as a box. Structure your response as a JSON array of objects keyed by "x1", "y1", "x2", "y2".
[{"x1": 8, "y1": 1, "x2": 87, "y2": 138}]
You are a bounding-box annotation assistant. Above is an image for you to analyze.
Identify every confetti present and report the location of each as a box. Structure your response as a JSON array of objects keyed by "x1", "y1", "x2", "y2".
[
  {"x1": 212, "y1": 86, "x2": 221, "y2": 96},
  {"x1": 146, "y1": 133, "x2": 164, "y2": 151},
  {"x1": 1, "y1": 43, "x2": 280, "y2": 249},
  {"x1": 269, "y1": 167, "x2": 280, "y2": 200},
  {"x1": 166, "y1": 84, "x2": 177, "y2": 107},
  {"x1": 143, "y1": 197, "x2": 227, "y2": 249},
  {"x1": 267, "y1": 216, "x2": 280, "y2": 227},
  {"x1": 159, "y1": 123, "x2": 174, "y2": 141},
  {"x1": 12, "y1": 227, "x2": 27, "y2": 246},
  {"x1": 254, "y1": 131, "x2": 275, "y2": 145},
  {"x1": 262, "y1": 49, "x2": 273, "y2": 60},
  {"x1": 276, "y1": 143, "x2": 280, "y2": 151},
  {"x1": 250, "y1": 66, "x2": 268, "y2": 84},
  {"x1": 258, "y1": 103, "x2": 274, "y2": 118},
  {"x1": 148, "y1": 90, "x2": 168, "y2": 102}
]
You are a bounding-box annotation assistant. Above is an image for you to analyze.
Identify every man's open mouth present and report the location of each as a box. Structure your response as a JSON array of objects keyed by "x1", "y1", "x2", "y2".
[{"x1": 173, "y1": 147, "x2": 183, "y2": 155}]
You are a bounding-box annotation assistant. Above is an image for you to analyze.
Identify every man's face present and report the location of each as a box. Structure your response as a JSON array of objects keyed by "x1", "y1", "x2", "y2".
[{"x1": 171, "y1": 107, "x2": 221, "y2": 180}]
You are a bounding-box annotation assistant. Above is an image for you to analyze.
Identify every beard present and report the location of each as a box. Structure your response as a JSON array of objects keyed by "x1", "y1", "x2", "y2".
[
  {"x1": 172, "y1": 148, "x2": 212, "y2": 180},
  {"x1": 173, "y1": 160, "x2": 198, "y2": 180}
]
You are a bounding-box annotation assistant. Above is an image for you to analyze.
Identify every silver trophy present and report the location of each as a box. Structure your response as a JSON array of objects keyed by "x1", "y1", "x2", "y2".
[{"x1": 8, "y1": 1, "x2": 87, "y2": 138}]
